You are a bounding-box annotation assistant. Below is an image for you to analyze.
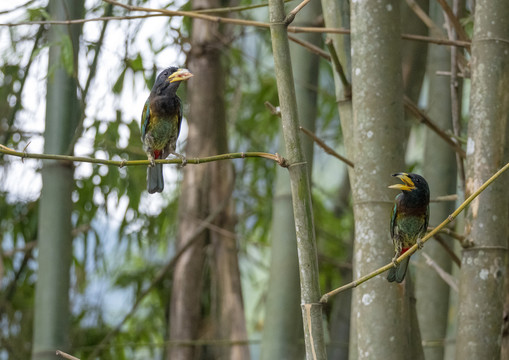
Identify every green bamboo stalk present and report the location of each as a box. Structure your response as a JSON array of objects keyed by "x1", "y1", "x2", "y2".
[
  {"x1": 267, "y1": 0, "x2": 326, "y2": 358},
  {"x1": 261, "y1": 0, "x2": 321, "y2": 357},
  {"x1": 31, "y1": 1, "x2": 84, "y2": 359}
]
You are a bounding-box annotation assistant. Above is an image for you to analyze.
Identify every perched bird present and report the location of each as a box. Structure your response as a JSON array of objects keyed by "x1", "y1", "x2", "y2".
[
  {"x1": 387, "y1": 172, "x2": 430, "y2": 283},
  {"x1": 141, "y1": 67, "x2": 193, "y2": 193}
]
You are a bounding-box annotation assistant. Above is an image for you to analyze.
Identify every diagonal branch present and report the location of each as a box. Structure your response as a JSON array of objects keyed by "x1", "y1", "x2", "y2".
[
  {"x1": 299, "y1": 127, "x2": 354, "y2": 168},
  {"x1": 403, "y1": 95, "x2": 466, "y2": 158},
  {"x1": 288, "y1": 34, "x2": 331, "y2": 61},
  {"x1": 404, "y1": 0, "x2": 445, "y2": 38},
  {"x1": 320, "y1": 161, "x2": 509, "y2": 302},
  {"x1": 284, "y1": 0, "x2": 310, "y2": 24}
]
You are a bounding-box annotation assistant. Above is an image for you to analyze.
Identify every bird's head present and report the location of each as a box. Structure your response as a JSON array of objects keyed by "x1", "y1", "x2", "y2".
[
  {"x1": 389, "y1": 172, "x2": 430, "y2": 202},
  {"x1": 152, "y1": 67, "x2": 193, "y2": 95}
]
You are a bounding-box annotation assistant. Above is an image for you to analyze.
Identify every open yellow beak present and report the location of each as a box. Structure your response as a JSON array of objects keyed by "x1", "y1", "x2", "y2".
[
  {"x1": 168, "y1": 68, "x2": 193, "y2": 83},
  {"x1": 388, "y1": 172, "x2": 415, "y2": 191}
]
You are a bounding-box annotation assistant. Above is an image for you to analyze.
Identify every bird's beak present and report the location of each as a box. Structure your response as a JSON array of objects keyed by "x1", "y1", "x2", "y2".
[
  {"x1": 388, "y1": 172, "x2": 415, "y2": 191},
  {"x1": 168, "y1": 68, "x2": 193, "y2": 83}
]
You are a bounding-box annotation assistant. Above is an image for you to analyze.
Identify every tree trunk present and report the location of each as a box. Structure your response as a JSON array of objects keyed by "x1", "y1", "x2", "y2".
[
  {"x1": 348, "y1": 1, "x2": 423, "y2": 359},
  {"x1": 261, "y1": 1, "x2": 321, "y2": 358},
  {"x1": 267, "y1": 0, "x2": 327, "y2": 358},
  {"x1": 168, "y1": 0, "x2": 249, "y2": 358},
  {"x1": 31, "y1": 1, "x2": 83, "y2": 359},
  {"x1": 455, "y1": 1, "x2": 509, "y2": 359},
  {"x1": 415, "y1": 2, "x2": 456, "y2": 359}
]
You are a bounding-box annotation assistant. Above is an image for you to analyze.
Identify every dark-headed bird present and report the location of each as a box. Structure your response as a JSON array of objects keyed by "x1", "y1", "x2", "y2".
[
  {"x1": 141, "y1": 67, "x2": 193, "y2": 193},
  {"x1": 387, "y1": 173, "x2": 430, "y2": 283}
]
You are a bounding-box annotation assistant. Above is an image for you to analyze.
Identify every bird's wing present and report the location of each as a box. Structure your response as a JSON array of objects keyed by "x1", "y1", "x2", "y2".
[
  {"x1": 176, "y1": 96, "x2": 183, "y2": 137},
  {"x1": 390, "y1": 200, "x2": 398, "y2": 239},
  {"x1": 141, "y1": 98, "x2": 150, "y2": 139},
  {"x1": 422, "y1": 204, "x2": 430, "y2": 237}
]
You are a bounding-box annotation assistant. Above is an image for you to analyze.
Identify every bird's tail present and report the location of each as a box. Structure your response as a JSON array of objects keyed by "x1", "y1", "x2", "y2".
[
  {"x1": 387, "y1": 257, "x2": 410, "y2": 283},
  {"x1": 147, "y1": 163, "x2": 164, "y2": 193}
]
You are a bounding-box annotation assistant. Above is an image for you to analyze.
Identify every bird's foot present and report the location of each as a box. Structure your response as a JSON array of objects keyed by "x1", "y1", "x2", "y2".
[
  {"x1": 417, "y1": 238, "x2": 424, "y2": 249},
  {"x1": 147, "y1": 154, "x2": 156, "y2": 167},
  {"x1": 173, "y1": 152, "x2": 187, "y2": 168},
  {"x1": 391, "y1": 254, "x2": 399, "y2": 268}
]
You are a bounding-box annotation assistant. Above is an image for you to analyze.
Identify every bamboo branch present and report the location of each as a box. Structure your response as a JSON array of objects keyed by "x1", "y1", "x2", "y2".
[
  {"x1": 434, "y1": 226, "x2": 465, "y2": 243},
  {"x1": 436, "y1": 0, "x2": 470, "y2": 44},
  {"x1": 320, "y1": 161, "x2": 509, "y2": 303},
  {"x1": 430, "y1": 194, "x2": 458, "y2": 202},
  {"x1": 299, "y1": 126, "x2": 354, "y2": 168},
  {"x1": 0, "y1": 144, "x2": 288, "y2": 168},
  {"x1": 433, "y1": 233, "x2": 461, "y2": 266},
  {"x1": 325, "y1": 38, "x2": 351, "y2": 98},
  {"x1": 56, "y1": 350, "x2": 80, "y2": 360},
  {"x1": 404, "y1": 0, "x2": 445, "y2": 38},
  {"x1": 421, "y1": 252, "x2": 458, "y2": 292},
  {"x1": 403, "y1": 95, "x2": 466, "y2": 159},
  {"x1": 284, "y1": 0, "x2": 310, "y2": 25},
  {"x1": 288, "y1": 34, "x2": 331, "y2": 61},
  {"x1": 0, "y1": 7, "x2": 472, "y2": 48}
]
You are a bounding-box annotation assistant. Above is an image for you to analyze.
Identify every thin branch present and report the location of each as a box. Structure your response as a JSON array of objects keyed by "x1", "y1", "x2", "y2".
[
  {"x1": 320, "y1": 161, "x2": 509, "y2": 302},
  {"x1": 101, "y1": 0, "x2": 471, "y2": 47},
  {"x1": 325, "y1": 38, "x2": 351, "y2": 98},
  {"x1": 299, "y1": 127, "x2": 354, "y2": 168},
  {"x1": 2, "y1": 25, "x2": 44, "y2": 145},
  {"x1": 399, "y1": 32, "x2": 469, "y2": 47},
  {"x1": 404, "y1": 0, "x2": 445, "y2": 39},
  {"x1": 56, "y1": 350, "x2": 80, "y2": 360},
  {"x1": 194, "y1": 0, "x2": 293, "y2": 14},
  {"x1": 436, "y1": 0, "x2": 470, "y2": 44},
  {"x1": 284, "y1": 0, "x2": 310, "y2": 25},
  {"x1": 0, "y1": 14, "x2": 166, "y2": 26},
  {"x1": 430, "y1": 194, "x2": 458, "y2": 202},
  {"x1": 0, "y1": 5, "x2": 472, "y2": 49},
  {"x1": 421, "y1": 252, "x2": 458, "y2": 292},
  {"x1": 264, "y1": 101, "x2": 281, "y2": 116},
  {"x1": 0, "y1": 144, "x2": 289, "y2": 168},
  {"x1": 436, "y1": 70, "x2": 469, "y2": 78},
  {"x1": 433, "y1": 233, "x2": 461, "y2": 266},
  {"x1": 403, "y1": 95, "x2": 466, "y2": 159},
  {"x1": 288, "y1": 34, "x2": 331, "y2": 61},
  {"x1": 448, "y1": 0, "x2": 466, "y2": 193},
  {"x1": 104, "y1": 0, "x2": 272, "y2": 28},
  {"x1": 0, "y1": 0, "x2": 36, "y2": 15},
  {"x1": 429, "y1": 225, "x2": 466, "y2": 243},
  {"x1": 68, "y1": 4, "x2": 113, "y2": 154},
  {"x1": 1, "y1": 241, "x2": 37, "y2": 257}
]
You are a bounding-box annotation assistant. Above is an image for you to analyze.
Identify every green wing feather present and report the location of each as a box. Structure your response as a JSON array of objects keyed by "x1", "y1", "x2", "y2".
[
  {"x1": 176, "y1": 97, "x2": 183, "y2": 137},
  {"x1": 141, "y1": 99, "x2": 150, "y2": 139}
]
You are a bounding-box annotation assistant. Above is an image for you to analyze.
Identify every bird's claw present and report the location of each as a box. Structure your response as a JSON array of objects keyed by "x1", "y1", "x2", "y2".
[
  {"x1": 391, "y1": 255, "x2": 399, "y2": 268},
  {"x1": 173, "y1": 153, "x2": 187, "y2": 168},
  {"x1": 417, "y1": 238, "x2": 424, "y2": 249},
  {"x1": 147, "y1": 154, "x2": 156, "y2": 167}
]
